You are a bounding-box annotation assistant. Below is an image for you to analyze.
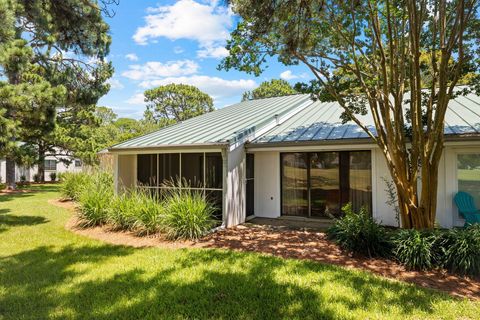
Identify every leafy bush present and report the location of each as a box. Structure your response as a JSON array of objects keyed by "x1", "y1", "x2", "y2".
[
  {"x1": 162, "y1": 184, "x2": 217, "y2": 240},
  {"x1": 327, "y1": 203, "x2": 391, "y2": 257},
  {"x1": 20, "y1": 175, "x2": 27, "y2": 183},
  {"x1": 33, "y1": 173, "x2": 40, "y2": 183},
  {"x1": 49, "y1": 172, "x2": 56, "y2": 182},
  {"x1": 77, "y1": 172, "x2": 114, "y2": 228},
  {"x1": 392, "y1": 229, "x2": 438, "y2": 271},
  {"x1": 60, "y1": 172, "x2": 92, "y2": 201},
  {"x1": 107, "y1": 193, "x2": 138, "y2": 231},
  {"x1": 439, "y1": 225, "x2": 480, "y2": 276}
]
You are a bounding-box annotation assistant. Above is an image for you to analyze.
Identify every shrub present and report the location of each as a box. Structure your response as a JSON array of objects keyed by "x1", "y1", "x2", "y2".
[
  {"x1": 20, "y1": 175, "x2": 26, "y2": 183},
  {"x1": 77, "y1": 172, "x2": 114, "y2": 227},
  {"x1": 33, "y1": 173, "x2": 40, "y2": 183},
  {"x1": 162, "y1": 185, "x2": 217, "y2": 240},
  {"x1": 60, "y1": 172, "x2": 91, "y2": 201},
  {"x1": 439, "y1": 225, "x2": 480, "y2": 276},
  {"x1": 131, "y1": 190, "x2": 164, "y2": 235},
  {"x1": 327, "y1": 203, "x2": 391, "y2": 257},
  {"x1": 107, "y1": 189, "x2": 164, "y2": 234},
  {"x1": 49, "y1": 172, "x2": 57, "y2": 182},
  {"x1": 392, "y1": 229, "x2": 438, "y2": 271}
]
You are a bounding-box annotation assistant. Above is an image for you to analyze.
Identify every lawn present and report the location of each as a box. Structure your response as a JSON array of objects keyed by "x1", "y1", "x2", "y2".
[{"x1": 0, "y1": 185, "x2": 479, "y2": 319}]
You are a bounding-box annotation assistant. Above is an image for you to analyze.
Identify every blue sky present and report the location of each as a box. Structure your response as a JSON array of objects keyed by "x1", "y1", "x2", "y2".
[{"x1": 98, "y1": 0, "x2": 312, "y2": 119}]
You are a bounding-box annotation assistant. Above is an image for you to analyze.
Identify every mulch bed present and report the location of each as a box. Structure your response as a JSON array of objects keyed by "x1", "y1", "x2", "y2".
[{"x1": 51, "y1": 199, "x2": 480, "y2": 300}]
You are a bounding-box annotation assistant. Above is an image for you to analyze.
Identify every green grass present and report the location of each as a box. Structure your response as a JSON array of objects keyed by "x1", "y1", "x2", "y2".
[{"x1": 0, "y1": 185, "x2": 479, "y2": 319}]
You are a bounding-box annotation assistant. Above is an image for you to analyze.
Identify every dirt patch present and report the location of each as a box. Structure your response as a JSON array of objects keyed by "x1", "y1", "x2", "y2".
[{"x1": 50, "y1": 198, "x2": 480, "y2": 300}]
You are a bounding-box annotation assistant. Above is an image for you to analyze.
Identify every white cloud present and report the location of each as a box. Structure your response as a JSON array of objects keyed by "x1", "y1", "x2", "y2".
[
  {"x1": 107, "y1": 78, "x2": 124, "y2": 89},
  {"x1": 121, "y1": 60, "x2": 199, "y2": 80},
  {"x1": 197, "y1": 45, "x2": 229, "y2": 59},
  {"x1": 280, "y1": 70, "x2": 310, "y2": 81},
  {"x1": 133, "y1": 0, "x2": 233, "y2": 59},
  {"x1": 280, "y1": 70, "x2": 298, "y2": 81},
  {"x1": 125, "y1": 53, "x2": 139, "y2": 61},
  {"x1": 173, "y1": 46, "x2": 184, "y2": 54},
  {"x1": 139, "y1": 75, "x2": 257, "y2": 100},
  {"x1": 126, "y1": 92, "x2": 145, "y2": 105}
]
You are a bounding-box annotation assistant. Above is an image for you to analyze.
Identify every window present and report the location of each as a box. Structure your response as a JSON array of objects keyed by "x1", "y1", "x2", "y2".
[
  {"x1": 44, "y1": 160, "x2": 57, "y2": 171},
  {"x1": 74, "y1": 160, "x2": 82, "y2": 167},
  {"x1": 457, "y1": 153, "x2": 480, "y2": 209},
  {"x1": 281, "y1": 151, "x2": 372, "y2": 218}
]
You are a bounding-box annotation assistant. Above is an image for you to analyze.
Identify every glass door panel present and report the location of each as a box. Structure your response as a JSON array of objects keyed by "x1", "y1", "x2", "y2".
[
  {"x1": 310, "y1": 152, "x2": 340, "y2": 218},
  {"x1": 349, "y1": 151, "x2": 372, "y2": 213},
  {"x1": 282, "y1": 153, "x2": 308, "y2": 216},
  {"x1": 457, "y1": 153, "x2": 480, "y2": 209}
]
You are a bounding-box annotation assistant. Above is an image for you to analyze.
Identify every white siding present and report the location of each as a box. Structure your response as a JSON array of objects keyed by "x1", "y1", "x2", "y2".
[{"x1": 224, "y1": 146, "x2": 246, "y2": 227}]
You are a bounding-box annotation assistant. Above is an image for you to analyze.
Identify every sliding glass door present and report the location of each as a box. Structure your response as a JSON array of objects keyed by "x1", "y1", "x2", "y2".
[
  {"x1": 281, "y1": 151, "x2": 372, "y2": 218},
  {"x1": 281, "y1": 153, "x2": 308, "y2": 216}
]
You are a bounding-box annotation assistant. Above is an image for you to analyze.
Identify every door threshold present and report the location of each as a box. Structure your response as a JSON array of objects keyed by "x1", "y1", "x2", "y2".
[{"x1": 278, "y1": 215, "x2": 333, "y2": 223}]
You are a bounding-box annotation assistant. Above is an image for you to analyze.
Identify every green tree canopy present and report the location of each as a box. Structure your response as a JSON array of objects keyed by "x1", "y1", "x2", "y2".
[
  {"x1": 144, "y1": 83, "x2": 214, "y2": 122},
  {"x1": 221, "y1": 0, "x2": 480, "y2": 229},
  {"x1": 242, "y1": 79, "x2": 297, "y2": 101}
]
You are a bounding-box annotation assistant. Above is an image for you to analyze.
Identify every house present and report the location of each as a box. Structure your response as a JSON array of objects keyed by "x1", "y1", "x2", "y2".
[
  {"x1": 0, "y1": 155, "x2": 83, "y2": 183},
  {"x1": 107, "y1": 93, "x2": 480, "y2": 228}
]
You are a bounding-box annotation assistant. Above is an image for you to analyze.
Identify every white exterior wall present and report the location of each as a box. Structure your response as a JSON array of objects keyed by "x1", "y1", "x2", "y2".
[
  {"x1": 249, "y1": 142, "x2": 479, "y2": 229},
  {"x1": 224, "y1": 146, "x2": 246, "y2": 227},
  {"x1": 0, "y1": 156, "x2": 82, "y2": 183}
]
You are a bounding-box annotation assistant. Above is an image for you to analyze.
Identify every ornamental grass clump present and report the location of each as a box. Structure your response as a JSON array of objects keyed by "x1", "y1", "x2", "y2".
[
  {"x1": 327, "y1": 203, "x2": 391, "y2": 258},
  {"x1": 60, "y1": 172, "x2": 91, "y2": 201},
  {"x1": 76, "y1": 171, "x2": 114, "y2": 228},
  {"x1": 131, "y1": 189, "x2": 165, "y2": 235},
  {"x1": 392, "y1": 229, "x2": 439, "y2": 271},
  {"x1": 162, "y1": 179, "x2": 217, "y2": 240},
  {"x1": 439, "y1": 224, "x2": 480, "y2": 276}
]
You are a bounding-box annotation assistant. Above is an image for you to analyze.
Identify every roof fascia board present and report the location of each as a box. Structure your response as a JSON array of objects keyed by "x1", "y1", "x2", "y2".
[
  {"x1": 247, "y1": 141, "x2": 378, "y2": 152},
  {"x1": 108, "y1": 143, "x2": 227, "y2": 155}
]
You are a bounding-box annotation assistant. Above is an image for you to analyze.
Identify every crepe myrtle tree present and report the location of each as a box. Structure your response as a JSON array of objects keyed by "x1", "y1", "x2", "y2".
[
  {"x1": 144, "y1": 84, "x2": 214, "y2": 122},
  {"x1": 221, "y1": 0, "x2": 480, "y2": 229}
]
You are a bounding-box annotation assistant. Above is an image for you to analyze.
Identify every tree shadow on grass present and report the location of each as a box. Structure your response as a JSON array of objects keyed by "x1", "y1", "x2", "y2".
[
  {"x1": 0, "y1": 245, "x2": 469, "y2": 320},
  {"x1": 0, "y1": 208, "x2": 48, "y2": 233},
  {"x1": 0, "y1": 192, "x2": 35, "y2": 203}
]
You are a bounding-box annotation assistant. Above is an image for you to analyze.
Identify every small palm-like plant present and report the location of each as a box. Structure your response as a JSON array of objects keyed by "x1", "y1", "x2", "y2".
[{"x1": 392, "y1": 229, "x2": 438, "y2": 271}]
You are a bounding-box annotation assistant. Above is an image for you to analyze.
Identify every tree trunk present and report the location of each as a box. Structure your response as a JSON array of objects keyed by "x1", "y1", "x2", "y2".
[
  {"x1": 38, "y1": 147, "x2": 46, "y2": 183},
  {"x1": 5, "y1": 157, "x2": 16, "y2": 190}
]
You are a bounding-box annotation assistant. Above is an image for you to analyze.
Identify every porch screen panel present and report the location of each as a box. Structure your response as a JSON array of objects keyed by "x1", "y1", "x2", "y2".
[
  {"x1": 158, "y1": 153, "x2": 179, "y2": 185},
  {"x1": 349, "y1": 151, "x2": 372, "y2": 213},
  {"x1": 282, "y1": 153, "x2": 308, "y2": 216},
  {"x1": 205, "y1": 153, "x2": 223, "y2": 189},
  {"x1": 457, "y1": 153, "x2": 480, "y2": 208},
  {"x1": 310, "y1": 152, "x2": 340, "y2": 218},
  {"x1": 137, "y1": 154, "x2": 157, "y2": 186},
  {"x1": 181, "y1": 153, "x2": 204, "y2": 187}
]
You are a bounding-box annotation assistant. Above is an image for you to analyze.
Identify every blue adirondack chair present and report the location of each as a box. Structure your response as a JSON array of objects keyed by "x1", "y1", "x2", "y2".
[{"x1": 454, "y1": 191, "x2": 480, "y2": 226}]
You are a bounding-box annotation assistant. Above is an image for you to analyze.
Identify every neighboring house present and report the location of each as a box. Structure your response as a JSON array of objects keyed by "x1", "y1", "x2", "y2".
[
  {"x1": 108, "y1": 93, "x2": 480, "y2": 229},
  {"x1": 0, "y1": 155, "x2": 83, "y2": 182}
]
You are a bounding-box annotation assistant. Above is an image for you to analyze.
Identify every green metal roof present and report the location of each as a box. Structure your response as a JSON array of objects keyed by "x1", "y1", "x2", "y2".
[
  {"x1": 252, "y1": 92, "x2": 480, "y2": 144},
  {"x1": 110, "y1": 91, "x2": 480, "y2": 151},
  {"x1": 110, "y1": 94, "x2": 312, "y2": 150}
]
